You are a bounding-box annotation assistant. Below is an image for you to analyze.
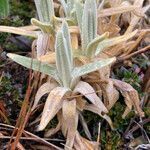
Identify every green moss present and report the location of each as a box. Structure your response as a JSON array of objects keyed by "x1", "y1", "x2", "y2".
[
  {"x1": 0, "y1": 75, "x2": 20, "y2": 101},
  {"x1": 116, "y1": 67, "x2": 142, "y2": 92}
]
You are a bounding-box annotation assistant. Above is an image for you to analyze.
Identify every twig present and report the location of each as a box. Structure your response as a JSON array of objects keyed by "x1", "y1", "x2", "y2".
[
  {"x1": 124, "y1": 118, "x2": 150, "y2": 138},
  {"x1": 133, "y1": 120, "x2": 150, "y2": 144},
  {"x1": 97, "y1": 122, "x2": 101, "y2": 143},
  {"x1": 0, "y1": 123, "x2": 62, "y2": 150},
  {"x1": 117, "y1": 45, "x2": 150, "y2": 62},
  {"x1": 0, "y1": 135, "x2": 65, "y2": 142}
]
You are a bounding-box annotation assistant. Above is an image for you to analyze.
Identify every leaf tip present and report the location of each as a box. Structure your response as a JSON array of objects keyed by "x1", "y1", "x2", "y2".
[
  {"x1": 37, "y1": 123, "x2": 45, "y2": 131},
  {"x1": 7, "y1": 53, "x2": 14, "y2": 59}
]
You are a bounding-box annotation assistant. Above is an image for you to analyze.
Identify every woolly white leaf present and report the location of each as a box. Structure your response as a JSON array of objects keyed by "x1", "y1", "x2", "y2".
[
  {"x1": 7, "y1": 53, "x2": 59, "y2": 82},
  {"x1": 55, "y1": 30, "x2": 72, "y2": 88},
  {"x1": 72, "y1": 57, "x2": 116, "y2": 79},
  {"x1": 75, "y1": 0, "x2": 83, "y2": 30},
  {"x1": 61, "y1": 21, "x2": 73, "y2": 65},
  {"x1": 86, "y1": 32, "x2": 109, "y2": 57},
  {"x1": 34, "y1": 0, "x2": 54, "y2": 23},
  {"x1": 31, "y1": 18, "x2": 54, "y2": 34},
  {"x1": 81, "y1": 0, "x2": 97, "y2": 50}
]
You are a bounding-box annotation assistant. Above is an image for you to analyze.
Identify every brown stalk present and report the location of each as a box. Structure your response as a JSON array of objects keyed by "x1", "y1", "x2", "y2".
[
  {"x1": 117, "y1": 45, "x2": 150, "y2": 63},
  {"x1": 0, "y1": 123, "x2": 62, "y2": 149},
  {"x1": 98, "y1": 5, "x2": 139, "y2": 17},
  {"x1": 122, "y1": 31, "x2": 148, "y2": 56},
  {"x1": 7, "y1": 55, "x2": 34, "y2": 149}
]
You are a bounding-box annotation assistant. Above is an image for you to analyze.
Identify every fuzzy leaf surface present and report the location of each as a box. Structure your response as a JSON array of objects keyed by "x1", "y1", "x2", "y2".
[
  {"x1": 86, "y1": 32, "x2": 109, "y2": 57},
  {"x1": 81, "y1": 0, "x2": 97, "y2": 50},
  {"x1": 55, "y1": 30, "x2": 72, "y2": 88},
  {"x1": 72, "y1": 57, "x2": 116, "y2": 79},
  {"x1": 61, "y1": 21, "x2": 73, "y2": 65},
  {"x1": 75, "y1": 1, "x2": 83, "y2": 30},
  {"x1": 31, "y1": 18, "x2": 54, "y2": 34},
  {"x1": 7, "y1": 53, "x2": 59, "y2": 82},
  {"x1": 34, "y1": 0, "x2": 54, "y2": 23}
]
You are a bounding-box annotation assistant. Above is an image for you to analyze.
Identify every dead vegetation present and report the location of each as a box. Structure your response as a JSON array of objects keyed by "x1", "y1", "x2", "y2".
[{"x1": 0, "y1": 0, "x2": 150, "y2": 149}]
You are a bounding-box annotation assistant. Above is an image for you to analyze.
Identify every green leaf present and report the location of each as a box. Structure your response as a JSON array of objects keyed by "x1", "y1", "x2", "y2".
[
  {"x1": 86, "y1": 32, "x2": 109, "y2": 58},
  {"x1": 75, "y1": 0, "x2": 83, "y2": 30},
  {"x1": 55, "y1": 30, "x2": 72, "y2": 88},
  {"x1": 67, "y1": 0, "x2": 75, "y2": 16},
  {"x1": 81, "y1": 0, "x2": 97, "y2": 50},
  {"x1": 31, "y1": 18, "x2": 54, "y2": 34},
  {"x1": 61, "y1": 21, "x2": 73, "y2": 65},
  {"x1": 72, "y1": 57, "x2": 116, "y2": 79},
  {"x1": 95, "y1": 30, "x2": 138, "y2": 56},
  {"x1": 7, "y1": 53, "x2": 59, "y2": 82},
  {"x1": 60, "y1": 0, "x2": 75, "y2": 17},
  {"x1": 34, "y1": 0, "x2": 54, "y2": 23},
  {"x1": 0, "y1": 0, "x2": 9, "y2": 18}
]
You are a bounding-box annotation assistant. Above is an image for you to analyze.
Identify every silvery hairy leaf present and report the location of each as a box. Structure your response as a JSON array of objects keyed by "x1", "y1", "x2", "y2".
[
  {"x1": 60, "y1": 0, "x2": 75, "y2": 17},
  {"x1": 34, "y1": 0, "x2": 54, "y2": 23},
  {"x1": 81, "y1": 0, "x2": 97, "y2": 50},
  {"x1": 7, "y1": 53, "x2": 60, "y2": 82},
  {"x1": 67, "y1": 0, "x2": 75, "y2": 16},
  {"x1": 72, "y1": 57, "x2": 116, "y2": 79},
  {"x1": 55, "y1": 23, "x2": 73, "y2": 88},
  {"x1": 31, "y1": 18, "x2": 54, "y2": 34},
  {"x1": 75, "y1": 0, "x2": 83, "y2": 30},
  {"x1": 86, "y1": 32, "x2": 109, "y2": 58},
  {"x1": 61, "y1": 21, "x2": 73, "y2": 64}
]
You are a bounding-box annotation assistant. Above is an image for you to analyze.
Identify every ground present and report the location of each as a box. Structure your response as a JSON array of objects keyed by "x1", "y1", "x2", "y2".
[{"x1": 0, "y1": 0, "x2": 149, "y2": 149}]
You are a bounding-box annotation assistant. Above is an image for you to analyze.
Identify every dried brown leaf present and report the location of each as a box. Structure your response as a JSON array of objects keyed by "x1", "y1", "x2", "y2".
[
  {"x1": 98, "y1": 5, "x2": 139, "y2": 17},
  {"x1": 125, "y1": 0, "x2": 146, "y2": 34},
  {"x1": 74, "y1": 132, "x2": 99, "y2": 150},
  {"x1": 32, "y1": 82, "x2": 57, "y2": 111},
  {"x1": 38, "y1": 52, "x2": 56, "y2": 64},
  {"x1": 76, "y1": 97, "x2": 87, "y2": 111},
  {"x1": 0, "y1": 26, "x2": 37, "y2": 38},
  {"x1": 100, "y1": 80, "x2": 119, "y2": 110},
  {"x1": 112, "y1": 79, "x2": 145, "y2": 118},
  {"x1": 74, "y1": 81, "x2": 108, "y2": 113},
  {"x1": 38, "y1": 87, "x2": 70, "y2": 130},
  {"x1": 62, "y1": 99, "x2": 78, "y2": 150},
  {"x1": 79, "y1": 113, "x2": 91, "y2": 140},
  {"x1": 44, "y1": 122, "x2": 61, "y2": 137},
  {"x1": 36, "y1": 33, "x2": 55, "y2": 57},
  {"x1": 84, "y1": 104, "x2": 113, "y2": 129},
  {"x1": 71, "y1": 33, "x2": 78, "y2": 49}
]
